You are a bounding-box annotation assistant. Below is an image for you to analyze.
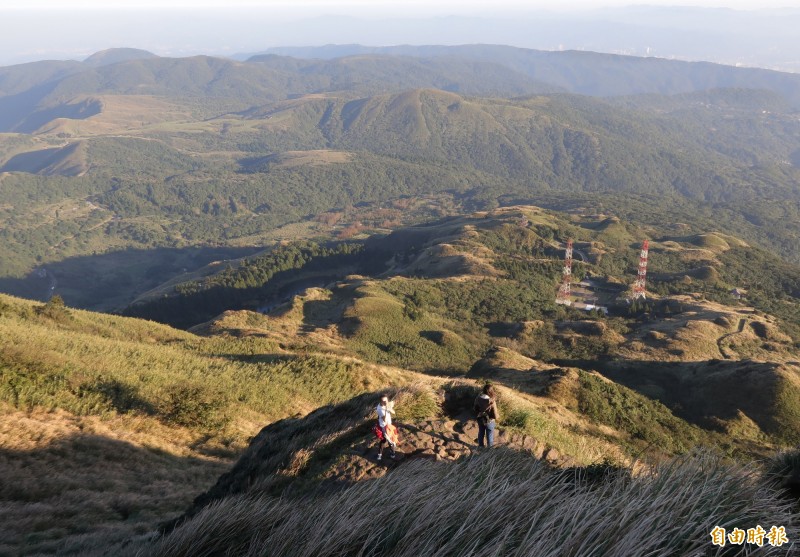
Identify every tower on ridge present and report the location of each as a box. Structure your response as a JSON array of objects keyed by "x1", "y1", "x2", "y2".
[
  {"x1": 631, "y1": 239, "x2": 649, "y2": 300},
  {"x1": 555, "y1": 239, "x2": 573, "y2": 306}
]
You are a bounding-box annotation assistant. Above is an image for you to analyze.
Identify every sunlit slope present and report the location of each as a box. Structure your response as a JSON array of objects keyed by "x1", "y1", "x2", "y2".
[{"x1": 0, "y1": 291, "x2": 423, "y2": 554}]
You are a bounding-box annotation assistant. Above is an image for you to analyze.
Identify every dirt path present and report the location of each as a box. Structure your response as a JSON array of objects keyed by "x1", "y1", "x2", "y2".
[
  {"x1": 717, "y1": 318, "x2": 747, "y2": 359},
  {"x1": 322, "y1": 414, "x2": 563, "y2": 485}
]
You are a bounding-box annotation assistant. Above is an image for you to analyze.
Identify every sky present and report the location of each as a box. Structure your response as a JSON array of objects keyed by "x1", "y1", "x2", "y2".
[
  {"x1": 0, "y1": 1, "x2": 798, "y2": 68},
  {"x1": 3, "y1": 0, "x2": 799, "y2": 12}
]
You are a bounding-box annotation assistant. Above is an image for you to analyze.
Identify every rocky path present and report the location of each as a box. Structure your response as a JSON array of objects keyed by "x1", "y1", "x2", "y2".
[{"x1": 321, "y1": 413, "x2": 567, "y2": 485}]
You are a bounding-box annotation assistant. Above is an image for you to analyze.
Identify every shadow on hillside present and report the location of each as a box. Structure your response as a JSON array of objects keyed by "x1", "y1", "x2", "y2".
[
  {"x1": 0, "y1": 431, "x2": 228, "y2": 556},
  {"x1": 212, "y1": 353, "x2": 291, "y2": 365},
  {"x1": 302, "y1": 294, "x2": 351, "y2": 330},
  {"x1": 0, "y1": 81, "x2": 60, "y2": 132},
  {"x1": 552, "y1": 357, "x2": 787, "y2": 436},
  {"x1": 0, "y1": 245, "x2": 262, "y2": 312},
  {"x1": 0, "y1": 142, "x2": 86, "y2": 176}
]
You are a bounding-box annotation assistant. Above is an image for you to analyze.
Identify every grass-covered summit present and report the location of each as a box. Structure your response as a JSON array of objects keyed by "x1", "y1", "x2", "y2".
[{"x1": 149, "y1": 381, "x2": 800, "y2": 556}]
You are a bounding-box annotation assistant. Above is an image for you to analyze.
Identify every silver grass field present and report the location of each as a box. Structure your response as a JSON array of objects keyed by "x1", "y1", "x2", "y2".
[{"x1": 149, "y1": 449, "x2": 798, "y2": 557}]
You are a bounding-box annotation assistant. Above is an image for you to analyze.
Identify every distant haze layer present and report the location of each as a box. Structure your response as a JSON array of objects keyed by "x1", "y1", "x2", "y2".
[{"x1": 0, "y1": 5, "x2": 798, "y2": 71}]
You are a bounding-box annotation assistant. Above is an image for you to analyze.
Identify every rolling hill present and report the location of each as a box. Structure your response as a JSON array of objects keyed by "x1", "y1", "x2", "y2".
[
  {"x1": 1, "y1": 64, "x2": 799, "y2": 312},
  {"x1": 0, "y1": 291, "x2": 420, "y2": 554},
  {"x1": 121, "y1": 205, "x2": 800, "y2": 454},
  {"x1": 82, "y1": 48, "x2": 158, "y2": 68},
  {"x1": 125, "y1": 205, "x2": 800, "y2": 343},
  {"x1": 255, "y1": 44, "x2": 800, "y2": 107}
]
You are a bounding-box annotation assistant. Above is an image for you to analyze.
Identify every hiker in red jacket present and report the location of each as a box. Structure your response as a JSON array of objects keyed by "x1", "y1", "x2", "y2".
[{"x1": 474, "y1": 383, "x2": 499, "y2": 447}]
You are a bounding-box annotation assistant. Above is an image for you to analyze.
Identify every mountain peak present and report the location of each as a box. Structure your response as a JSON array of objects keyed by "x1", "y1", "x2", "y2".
[{"x1": 83, "y1": 48, "x2": 158, "y2": 67}]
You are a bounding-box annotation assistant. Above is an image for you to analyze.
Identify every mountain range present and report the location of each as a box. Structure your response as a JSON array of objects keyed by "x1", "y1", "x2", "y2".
[{"x1": 0, "y1": 46, "x2": 799, "y2": 311}]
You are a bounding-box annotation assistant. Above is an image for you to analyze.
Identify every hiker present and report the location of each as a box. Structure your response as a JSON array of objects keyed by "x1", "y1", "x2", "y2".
[
  {"x1": 474, "y1": 383, "x2": 499, "y2": 448},
  {"x1": 376, "y1": 394, "x2": 397, "y2": 461}
]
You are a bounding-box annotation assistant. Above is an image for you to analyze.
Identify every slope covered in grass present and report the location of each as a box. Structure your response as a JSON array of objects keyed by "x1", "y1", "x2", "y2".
[
  {"x1": 0, "y1": 407, "x2": 229, "y2": 556},
  {"x1": 159, "y1": 364, "x2": 795, "y2": 546},
  {"x1": 0, "y1": 293, "x2": 417, "y2": 555},
  {"x1": 0, "y1": 294, "x2": 392, "y2": 430},
  {"x1": 130, "y1": 206, "x2": 800, "y2": 362},
  {"x1": 151, "y1": 448, "x2": 798, "y2": 557}
]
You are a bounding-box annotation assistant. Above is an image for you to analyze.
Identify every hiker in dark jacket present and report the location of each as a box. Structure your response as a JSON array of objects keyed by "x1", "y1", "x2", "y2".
[{"x1": 473, "y1": 383, "x2": 499, "y2": 447}]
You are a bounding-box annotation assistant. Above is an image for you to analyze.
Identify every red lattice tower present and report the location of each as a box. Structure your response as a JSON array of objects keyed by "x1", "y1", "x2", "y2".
[
  {"x1": 632, "y1": 239, "x2": 649, "y2": 300},
  {"x1": 556, "y1": 239, "x2": 573, "y2": 305}
]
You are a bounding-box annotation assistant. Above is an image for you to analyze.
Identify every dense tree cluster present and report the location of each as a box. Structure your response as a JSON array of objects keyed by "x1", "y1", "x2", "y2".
[{"x1": 125, "y1": 242, "x2": 370, "y2": 328}]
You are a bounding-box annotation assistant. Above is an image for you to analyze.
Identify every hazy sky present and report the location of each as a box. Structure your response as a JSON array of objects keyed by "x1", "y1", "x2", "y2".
[
  {"x1": 3, "y1": 1, "x2": 799, "y2": 12},
  {"x1": 1, "y1": 1, "x2": 799, "y2": 68}
]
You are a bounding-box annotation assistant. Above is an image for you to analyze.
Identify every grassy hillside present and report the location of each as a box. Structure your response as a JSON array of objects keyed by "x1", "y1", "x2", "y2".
[
  {"x1": 0, "y1": 294, "x2": 413, "y2": 435},
  {"x1": 149, "y1": 374, "x2": 795, "y2": 553},
  {"x1": 0, "y1": 52, "x2": 553, "y2": 133},
  {"x1": 0, "y1": 292, "x2": 421, "y2": 554},
  {"x1": 151, "y1": 449, "x2": 799, "y2": 557},
  {"x1": 126, "y1": 207, "x2": 800, "y2": 450},
  {"x1": 127, "y1": 206, "x2": 800, "y2": 351},
  {"x1": 0, "y1": 292, "x2": 693, "y2": 554},
  {"x1": 146, "y1": 358, "x2": 800, "y2": 556}
]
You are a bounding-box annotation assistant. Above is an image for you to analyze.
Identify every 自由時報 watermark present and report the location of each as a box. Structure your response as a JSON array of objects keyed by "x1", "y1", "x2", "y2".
[{"x1": 710, "y1": 525, "x2": 788, "y2": 547}]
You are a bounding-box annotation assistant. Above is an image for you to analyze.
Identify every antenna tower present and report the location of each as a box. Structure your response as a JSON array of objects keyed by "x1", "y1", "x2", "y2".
[
  {"x1": 556, "y1": 239, "x2": 573, "y2": 305},
  {"x1": 631, "y1": 239, "x2": 649, "y2": 300}
]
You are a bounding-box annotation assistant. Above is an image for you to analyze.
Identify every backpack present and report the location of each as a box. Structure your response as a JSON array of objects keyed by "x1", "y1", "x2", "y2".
[
  {"x1": 476, "y1": 400, "x2": 494, "y2": 425},
  {"x1": 372, "y1": 423, "x2": 384, "y2": 441}
]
